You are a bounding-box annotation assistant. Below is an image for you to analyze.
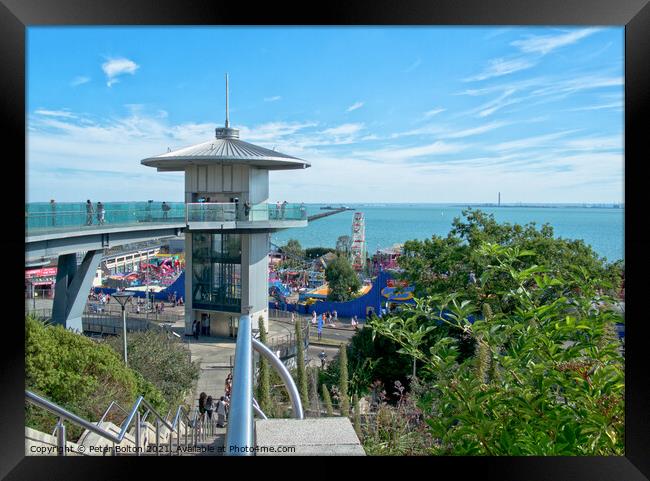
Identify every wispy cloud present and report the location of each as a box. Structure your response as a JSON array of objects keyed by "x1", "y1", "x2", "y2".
[
  {"x1": 490, "y1": 130, "x2": 580, "y2": 152},
  {"x1": 264, "y1": 96, "x2": 282, "y2": 102},
  {"x1": 70, "y1": 76, "x2": 90, "y2": 87},
  {"x1": 321, "y1": 123, "x2": 364, "y2": 136},
  {"x1": 356, "y1": 141, "x2": 466, "y2": 162},
  {"x1": 445, "y1": 121, "x2": 509, "y2": 138},
  {"x1": 567, "y1": 102, "x2": 623, "y2": 112},
  {"x1": 102, "y1": 57, "x2": 139, "y2": 87},
  {"x1": 34, "y1": 109, "x2": 77, "y2": 119},
  {"x1": 346, "y1": 101, "x2": 364, "y2": 112},
  {"x1": 474, "y1": 89, "x2": 522, "y2": 117},
  {"x1": 511, "y1": 28, "x2": 601, "y2": 55},
  {"x1": 424, "y1": 107, "x2": 446, "y2": 118},
  {"x1": 464, "y1": 57, "x2": 537, "y2": 82},
  {"x1": 404, "y1": 58, "x2": 421, "y2": 73}
]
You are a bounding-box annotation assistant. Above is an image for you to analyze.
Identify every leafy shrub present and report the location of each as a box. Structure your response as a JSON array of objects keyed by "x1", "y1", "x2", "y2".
[
  {"x1": 104, "y1": 329, "x2": 199, "y2": 410},
  {"x1": 25, "y1": 316, "x2": 166, "y2": 439},
  {"x1": 371, "y1": 243, "x2": 625, "y2": 455}
]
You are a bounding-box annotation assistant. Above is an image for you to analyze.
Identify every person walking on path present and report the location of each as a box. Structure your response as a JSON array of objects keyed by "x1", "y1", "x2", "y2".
[
  {"x1": 96, "y1": 202, "x2": 105, "y2": 225},
  {"x1": 311, "y1": 311, "x2": 317, "y2": 326},
  {"x1": 216, "y1": 396, "x2": 228, "y2": 428},
  {"x1": 225, "y1": 373, "x2": 233, "y2": 400},
  {"x1": 205, "y1": 395, "x2": 215, "y2": 423},
  {"x1": 161, "y1": 201, "x2": 171, "y2": 220},
  {"x1": 50, "y1": 199, "x2": 57, "y2": 227},
  {"x1": 280, "y1": 200, "x2": 287, "y2": 219},
  {"x1": 317, "y1": 313, "x2": 323, "y2": 340},
  {"x1": 332, "y1": 310, "x2": 338, "y2": 325},
  {"x1": 275, "y1": 201, "x2": 281, "y2": 219},
  {"x1": 85, "y1": 200, "x2": 94, "y2": 226},
  {"x1": 192, "y1": 319, "x2": 200, "y2": 340},
  {"x1": 198, "y1": 392, "x2": 207, "y2": 424}
]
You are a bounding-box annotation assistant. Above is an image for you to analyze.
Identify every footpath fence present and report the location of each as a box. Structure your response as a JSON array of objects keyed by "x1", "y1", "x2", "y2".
[{"x1": 26, "y1": 306, "x2": 184, "y2": 336}]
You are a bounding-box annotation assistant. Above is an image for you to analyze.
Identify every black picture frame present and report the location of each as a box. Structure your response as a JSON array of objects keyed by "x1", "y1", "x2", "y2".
[{"x1": 3, "y1": 0, "x2": 649, "y2": 478}]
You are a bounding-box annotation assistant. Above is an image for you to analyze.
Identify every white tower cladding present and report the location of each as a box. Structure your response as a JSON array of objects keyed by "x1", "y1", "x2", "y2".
[{"x1": 141, "y1": 75, "x2": 310, "y2": 336}]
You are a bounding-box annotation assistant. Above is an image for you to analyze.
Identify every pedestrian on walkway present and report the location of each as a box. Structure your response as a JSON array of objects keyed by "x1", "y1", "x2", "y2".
[
  {"x1": 317, "y1": 313, "x2": 323, "y2": 340},
  {"x1": 225, "y1": 373, "x2": 233, "y2": 399},
  {"x1": 198, "y1": 392, "x2": 207, "y2": 423},
  {"x1": 216, "y1": 396, "x2": 228, "y2": 428},
  {"x1": 161, "y1": 201, "x2": 171, "y2": 220},
  {"x1": 311, "y1": 311, "x2": 317, "y2": 326},
  {"x1": 332, "y1": 310, "x2": 338, "y2": 325},
  {"x1": 319, "y1": 350, "x2": 327, "y2": 368},
  {"x1": 205, "y1": 395, "x2": 215, "y2": 422},
  {"x1": 50, "y1": 199, "x2": 57, "y2": 227},
  {"x1": 96, "y1": 202, "x2": 105, "y2": 225},
  {"x1": 145, "y1": 200, "x2": 153, "y2": 222},
  {"x1": 85, "y1": 200, "x2": 94, "y2": 225},
  {"x1": 192, "y1": 319, "x2": 200, "y2": 340}
]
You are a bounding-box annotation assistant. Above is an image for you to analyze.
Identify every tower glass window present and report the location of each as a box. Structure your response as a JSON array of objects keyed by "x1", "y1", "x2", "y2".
[{"x1": 192, "y1": 232, "x2": 242, "y2": 312}]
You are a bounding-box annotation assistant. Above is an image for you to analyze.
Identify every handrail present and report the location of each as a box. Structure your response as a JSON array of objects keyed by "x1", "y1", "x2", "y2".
[
  {"x1": 25, "y1": 390, "x2": 193, "y2": 452},
  {"x1": 224, "y1": 314, "x2": 254, "y2": 456},
  {"x1": 252, "y1": 398, "x2": 268, "y2": 420},
  {"x1": 97, "y1": 400, "x2": 130, "y2": 426},
  {"x1": 252, "y1": 338, "x2": 304, "y2": 420}
]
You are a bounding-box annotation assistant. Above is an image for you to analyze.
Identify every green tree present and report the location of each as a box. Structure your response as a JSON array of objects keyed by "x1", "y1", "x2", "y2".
[
  {"x1": 279, "y1": 239, "x2": 305, "y2": 268},
  {"x1": 338, "y1": 344, "x2": 350, "y2": 415},
  {"x1": 256, "y1": 316, "x2": 272, "y2": 414},
  {"x1": 295, "y1": 319, "x2": 309, "y2": 406},
  {"x1": 371, "y1": 243, "x2": 625, "y2": 455},
  {"x1": 321, "y1": 383, "x2": 334, "y2": 416},
  {"x1": 398, "y1": 208, "x2": 622, "y2": 314},
  {"x1": 105, "y1": 329, "x2": 199, "y2": 409},
  {"x1": 325, "y1": 255, "x2": 361, "y2": 301},
  {"x1": 305, "y1": 247, "x2": 335, "y2": 259},
  {"x1": 25, "y1": 316, "x2": 166, "y2": 439}
]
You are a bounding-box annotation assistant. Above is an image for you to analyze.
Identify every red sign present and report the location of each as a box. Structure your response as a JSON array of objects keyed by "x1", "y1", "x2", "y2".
[{"x1": 25, "y1": 267, "x2": 57, "y2": 278}]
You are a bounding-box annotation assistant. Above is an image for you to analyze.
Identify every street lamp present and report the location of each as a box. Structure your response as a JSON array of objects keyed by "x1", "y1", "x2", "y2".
[{"x1": 112, "y1": 291, "x2": 135, "y2": 366}]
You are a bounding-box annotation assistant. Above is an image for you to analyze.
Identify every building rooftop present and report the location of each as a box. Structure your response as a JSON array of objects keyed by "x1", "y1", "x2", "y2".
[{"x1": 141, "y1": 129, "x2": 310, "y2": 171}]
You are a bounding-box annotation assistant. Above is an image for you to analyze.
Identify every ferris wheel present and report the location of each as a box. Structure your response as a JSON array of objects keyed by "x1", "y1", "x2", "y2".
[{"x1": 350, "y1": 212, "x2": 366, "y2": 272}]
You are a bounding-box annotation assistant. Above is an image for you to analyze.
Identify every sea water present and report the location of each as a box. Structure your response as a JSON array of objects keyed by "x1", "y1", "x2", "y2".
[{"x1": 271, "y1": 204, "x2": 624, "y2": 263}]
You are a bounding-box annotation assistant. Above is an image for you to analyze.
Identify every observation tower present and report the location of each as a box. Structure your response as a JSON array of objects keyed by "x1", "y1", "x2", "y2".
[{"x1": 141, "y1": 75, "x2": 310, "y2": 335}]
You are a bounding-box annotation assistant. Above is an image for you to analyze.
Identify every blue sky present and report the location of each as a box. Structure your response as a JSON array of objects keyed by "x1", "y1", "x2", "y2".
[{"x1": 26, "y1": 27, "x2": 624, "y2": 203}]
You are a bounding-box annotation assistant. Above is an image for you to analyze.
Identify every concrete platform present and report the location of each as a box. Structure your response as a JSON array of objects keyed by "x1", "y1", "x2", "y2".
[{"x1": 255, "y1": 418, "x2": 365, "y2": 456}]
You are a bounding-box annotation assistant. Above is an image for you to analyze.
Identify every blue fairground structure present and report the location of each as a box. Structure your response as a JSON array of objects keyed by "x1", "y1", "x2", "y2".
[{"x1": 269, "y1": 268, "x2": 416, "y2": 320}]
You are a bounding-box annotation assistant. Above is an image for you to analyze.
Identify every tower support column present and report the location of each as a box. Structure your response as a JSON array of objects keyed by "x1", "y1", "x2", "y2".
[{"x1": 52, "y1": 249, "x2": 103, "y2": 332}]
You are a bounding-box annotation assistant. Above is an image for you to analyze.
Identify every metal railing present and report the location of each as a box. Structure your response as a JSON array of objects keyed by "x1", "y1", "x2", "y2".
[
  {"x1": 25, "y1": 200, "x2": 308, "y2": 237},
  {"x1": 264, "y1": 320, "x2": 310, "y2": 360},
  {"x1": 26, "y1": 390, "x2": 196, "y2": 456},
  {"x1": 186, "y1": 203, "x2": 236, "y2": 223},
  {"x1": 25, "y1": 201, "x2": 185, "y2": 236},
  {"x1": 186, "y1": 202, "x2": 307, "y2": 223}
]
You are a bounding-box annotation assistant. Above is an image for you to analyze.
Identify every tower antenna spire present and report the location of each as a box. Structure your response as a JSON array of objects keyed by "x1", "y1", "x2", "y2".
[{"x1": 225, "y1": 73, "x2": 230, "y2": 128}]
